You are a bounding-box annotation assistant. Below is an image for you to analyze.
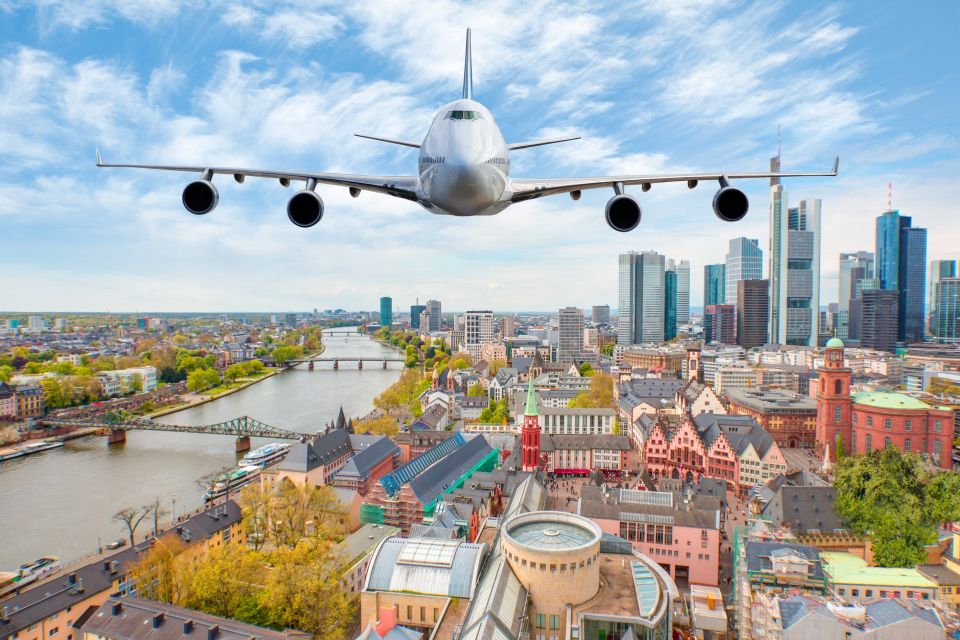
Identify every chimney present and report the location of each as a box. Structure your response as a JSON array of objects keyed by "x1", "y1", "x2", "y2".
[
  {"x1": 103, "y1": 561, "x2": 111, "y2": 571},
  {"x1": 67, "y1": 573, "x2": 77, "y2": 585},
  {"x1": 111, "y1": 602, "x2": 122, "y2": 616},
  {"x1": 207, "y1": 624, "x2": 219, "y2": 640},
  {"x1": 183, "y1": 621, "x2": 194, "y2": 634},
  {"x1": 151, "y1": 613, "x2": 164, "y2": 629},
  {"x1": 2, "y1": 606, "x2": 9, "y2": 622},
  {"x1": 109, "y1": 560, "x2": 119, "y2": 573}
]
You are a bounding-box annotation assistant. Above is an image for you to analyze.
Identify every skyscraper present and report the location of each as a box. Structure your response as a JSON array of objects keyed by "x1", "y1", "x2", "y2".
[
  {"x1": 591, "y1": 305, "x2": 610, "y2": 325},
  {"x1": 737, "y1": 279, "x2": 769, "y2": 349},
  {"x1": 768, "y1": 166, "x2": 821, "y2": 347},
  {"x1": 725, "y1": 237, "x2": 762, "y2": 310},
  {"x1": 379, "y1": 297, "x2": 393, "y2": 328},
  {"x1": 557, "y1": 307, "x2": 584, "y2": 363},
  {"x1": 875, "y1": 210, "x2": 927, "y2": 343},
  {"x1": 664, "y1": 270, "x2": 677, "y2": 341},
  {"x1": 704, "y1": 264, "x2": 726, "y2": 306},
  {"x1": 860, "y1": 289, "x2": 899, "y2": 351},
  {"x1": 501, "y1": 316, "x2": 516, "y2": 338},
  {"x1": 704, "y1": 304, "x2": 736, "y2": 345},
  {"x1": 464, "y1": 310, "x2": 494, "y2": 359},
  {"x1": 410, "y1": 304, "x2": 425, "y2": 329},
  {"x1": 838, "y1": 252, "x2": 874, "y2": 314},
  {"x1": 929, "y1": 260, "x2": 957, "y2": 334},
  {"x1": 676, "y1": 260, "x2": 690, "y2": 325},
  {"x1": 425, "y1": 299, "x2": 442, "y2": 331},
  {"x1": 618, "y1": 251, "x2": 665, "y2": 344},
  {"x1": 935, "y1": 277, "x2": 960, "y2": 344}
]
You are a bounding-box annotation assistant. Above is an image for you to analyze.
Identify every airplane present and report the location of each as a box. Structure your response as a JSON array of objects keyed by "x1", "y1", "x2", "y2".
[{"x1": 96, "y1": 28, "x2": 839, "y2": 232}]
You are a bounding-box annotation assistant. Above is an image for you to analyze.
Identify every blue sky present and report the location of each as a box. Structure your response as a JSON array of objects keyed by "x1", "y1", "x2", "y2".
[{"x1": 1, "y1": 0, "x2": 957, "y2": 313}]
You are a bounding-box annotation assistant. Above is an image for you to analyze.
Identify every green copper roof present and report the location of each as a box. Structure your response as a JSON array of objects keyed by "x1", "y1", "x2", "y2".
[
  {"x1": 852, "y1": 390, "x2": 930, "y2": 411},
  {"x1": 524, "y1": 378, "x2": 538, "y2": 416},
  {"x1": 826, "y1": 337, "x2": 844, "y2": 349}
]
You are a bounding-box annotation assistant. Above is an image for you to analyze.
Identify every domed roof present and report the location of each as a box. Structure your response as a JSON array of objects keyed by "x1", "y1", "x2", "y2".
[{"x1": 826, "y1": 337, "x2": 844, "y2": 349}]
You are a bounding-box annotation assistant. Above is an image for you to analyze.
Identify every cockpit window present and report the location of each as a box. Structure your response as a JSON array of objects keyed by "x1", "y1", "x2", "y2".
[{"x1": 446, "y1": 110, "x2": 482, "y2": 120}]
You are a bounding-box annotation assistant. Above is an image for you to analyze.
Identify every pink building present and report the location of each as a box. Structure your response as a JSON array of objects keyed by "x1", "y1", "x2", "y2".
[
  {"x1": 578, "y1": 484, "x2": 722, "y2": 587},
  {"x1": 0, "y1": 382, "x2": 17, "y2": 419}
]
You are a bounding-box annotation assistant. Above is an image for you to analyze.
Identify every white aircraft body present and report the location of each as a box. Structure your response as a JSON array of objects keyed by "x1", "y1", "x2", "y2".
[{"x1": 97, "y1": 29, "x2": 838, "y2": 231}]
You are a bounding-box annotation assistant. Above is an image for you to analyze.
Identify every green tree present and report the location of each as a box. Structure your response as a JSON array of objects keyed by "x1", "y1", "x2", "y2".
[
  {"x1": 0, "y1": 365, "x2": 12, "y2": 382},
  {"x1": 835, "y1": 430, "x2": 846, "y2": 460},
  {"x1": 568, "y1": 373, "x2": 615, "y2": 408},
  {"x1": 187, "y1": 368, "x2": 221, "y2": 393},
  {"x1": 600, "y1": 343, "x2": 615, "y2": 356},
  {"x1": 579, "y1": 362, "x2": 594, "y2": 377},
  {"x1": 488, "y1": 358, "x2": 508, "y2": 376},
  {"x1": 834, "y1": 447, "x2": 960, "y2": 567},
  {"x1": 468, "y1": 382, "x2": 486, "y2": 397},
  {"x1": 186, "y1": 545, "x2": 264, "y2": 619},
  {"x1": 353, "y1": 416, "x2": 398, "y2": 437}
]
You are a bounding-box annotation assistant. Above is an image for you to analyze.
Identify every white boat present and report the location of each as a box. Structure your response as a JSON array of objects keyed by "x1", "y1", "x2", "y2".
[
  {"x1": 22, "y1": 441, "x2": 65, "y2": 454},
  {"x1": 0, "y1": 556, "x2": 61, "y2": 596},
  {"x1": 239, "y1": 442, "x2": 291, "y2": 467},
  {"x1": 203, "y1": 465, "x2": 260, "y2": 502}
]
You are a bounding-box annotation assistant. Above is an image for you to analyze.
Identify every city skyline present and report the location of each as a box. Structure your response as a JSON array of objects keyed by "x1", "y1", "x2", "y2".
[{"x1": 0, "y1": 2, "x2": 958, "y2": 312}]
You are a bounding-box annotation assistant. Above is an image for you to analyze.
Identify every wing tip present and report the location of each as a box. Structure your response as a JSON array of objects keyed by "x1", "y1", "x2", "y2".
[
  {"x1": 95, "y1": 146, "x2": 102, "y2": 166},
  {"x1": 832, "y1": 156, "x2": 840, "y2": 175}
]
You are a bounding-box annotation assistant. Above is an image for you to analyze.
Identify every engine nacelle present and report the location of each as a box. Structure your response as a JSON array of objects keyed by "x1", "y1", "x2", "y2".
[
  {"x1": 604, "y1": 194, "x2": 642, "y2": 232},
  {"x1": 287, "y1": 190, "x2": 324, "y2": 227},
  {"x1": 712, "y1": 186, "x2": 749, "y2": 222},
  {"x1": 182, "y1": 180, "x2": 219, "y2": 215}
]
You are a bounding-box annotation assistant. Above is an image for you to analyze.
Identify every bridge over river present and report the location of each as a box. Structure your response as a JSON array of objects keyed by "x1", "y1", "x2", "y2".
[{"x1": 41, "y1": 413, "x2": 303, "y2": 452}]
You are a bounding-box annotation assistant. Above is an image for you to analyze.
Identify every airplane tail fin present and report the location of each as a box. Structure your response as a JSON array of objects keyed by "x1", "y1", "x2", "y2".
[{"x1": 462, "y1": 27, "x2": 473, "y2": 100}]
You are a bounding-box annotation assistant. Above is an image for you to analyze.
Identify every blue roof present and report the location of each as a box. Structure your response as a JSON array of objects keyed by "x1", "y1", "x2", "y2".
[
  {"x1": 408, "y1": 435, "x2": 493, "y2": 504},
  {"x1": 380, "y1": 432, "x2": 466, "y2": 495}
]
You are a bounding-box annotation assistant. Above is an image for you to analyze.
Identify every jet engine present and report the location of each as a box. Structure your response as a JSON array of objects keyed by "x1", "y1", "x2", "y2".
[
  {"x1": 181, "y1": 180, "x2": 219, "y2": 215},
  {"x1": 287, "y1": 190, "x2": 324, "y2": 227},
  {"x1": 712, "y1": 185, "x2": 749, "y2": 222},
  {"x1": 604, "y1": 194, "x2": 642, "y2": 232}
]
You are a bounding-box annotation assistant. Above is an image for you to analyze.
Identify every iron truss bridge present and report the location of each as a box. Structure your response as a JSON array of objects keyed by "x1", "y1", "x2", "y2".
[{"x1": 41, "y1": 413, "x2": 303, "y2": 439}]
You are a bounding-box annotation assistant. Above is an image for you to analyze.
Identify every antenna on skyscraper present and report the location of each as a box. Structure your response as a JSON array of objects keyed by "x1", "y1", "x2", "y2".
[
  {"x1": 887, "y1": 181, "x2": 893, "y2": 212},
  {"x1": 777, "y1": 124, "x2": 782, "y2": 169}
]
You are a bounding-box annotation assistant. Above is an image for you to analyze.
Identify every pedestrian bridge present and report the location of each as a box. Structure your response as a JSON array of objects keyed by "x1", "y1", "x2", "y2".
[
  {"x1": 287, "y1": 356, "x2": 405, "y2": 369},
  {"x1": 41, "y1": 413, "x2": 302, "y2": 451}
]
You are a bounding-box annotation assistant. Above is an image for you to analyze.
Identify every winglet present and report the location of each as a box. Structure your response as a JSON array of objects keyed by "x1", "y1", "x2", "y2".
[
  {"x1": 462, "y1": 27, "x2": 473, "y2": 100},
  {"x1": 832, "y1": 156, "x2": 840, "y2": 175},
  {"x1": 96, "y1": 147, "x2": 102, "y2": 166}
]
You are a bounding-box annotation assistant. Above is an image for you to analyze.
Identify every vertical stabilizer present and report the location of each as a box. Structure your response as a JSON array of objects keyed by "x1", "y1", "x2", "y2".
[{"x1": 462, "y1": 27, "x2": 473, "y2": 99}]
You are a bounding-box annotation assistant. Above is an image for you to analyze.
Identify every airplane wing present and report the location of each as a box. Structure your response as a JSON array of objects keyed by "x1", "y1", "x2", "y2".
[
  {"x1": 509, "y1": 157, "x2": 839, "y2": 202},
  {"x1": 96, "y1": 149, "x2": 420, "y2": 201}
]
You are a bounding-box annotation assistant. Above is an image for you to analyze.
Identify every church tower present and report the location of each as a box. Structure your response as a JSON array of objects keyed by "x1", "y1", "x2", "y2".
[
  {"x1": 685, "y1": 342, "x2": 702, "y2": 382},
  {"x1": 816, "y1": 337, "x2": 852, "y2": 459},
  {"x1": 520, "y1": 378, "x2": 541, "y2": 472}
]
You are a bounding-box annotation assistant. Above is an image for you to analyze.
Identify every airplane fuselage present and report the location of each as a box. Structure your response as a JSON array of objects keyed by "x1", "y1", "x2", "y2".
[{"x1": 417, "y1": 98, "x2": 512, "y2": 216}]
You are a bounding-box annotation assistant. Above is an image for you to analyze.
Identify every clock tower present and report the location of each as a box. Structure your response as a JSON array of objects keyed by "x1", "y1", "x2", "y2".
[
  {"x1": 816, "y1": 337, "x2": 852, "y2": 460},
  {"x1": 520, "y1": 378, "x2": 541, "y2": 472}
]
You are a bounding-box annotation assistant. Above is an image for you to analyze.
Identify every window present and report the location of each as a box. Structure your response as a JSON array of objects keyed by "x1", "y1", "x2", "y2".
[
  {"x1": 446, "y1": 110, "x2": 482, "y2": 120},
  {"x1": 865, "y1": 434, "x2": 872, "y2": 452},
  {"x1": 905, "y1": 419, "x2": 912, "y2": 432},
  {"x1": 834, "y1": 406, "x2": 842, "y2": 423},
  {"x1": 420, "y1": 606, "x2": 425, "y2": 622},
  {"x1": 49, "y1": 629, "x2": 59, "y2": 637},
  {"x1": 536, "y1": 613, "x2": 546, "y2": 629},
  {"x1": 905, "y1": 438, "x2": 911, "y2": 452},
  {"x1": 884, "y1": 436, "x2": 891, "y2": 448},
  {"x1": 866, "y1": 590, "x2": 873, "y2": 597},
  {"x1": 934, "y1": 440, "x2": 942, "y2": 458},
  {"x1": 884, "y1": 418, "x2": 892, "y2": 430},
  {"x1": 549, "y1": 615, "x2": 559, "y2": 630},
  {"x1": 835, "y1": 380, "x2": 843, "y2": 394},
  {"x1": 852, "y1": 589, "x2": 859, "y2": 596},
  {"x1": 852, "y1": 432, "x2": 857, "y2": 452},
  {"x1": 935, "y1": 421, "x2": 943, "y2": 432},
  {"x1": 407, "y1": 606, "x2": 412, "y2": 620}
]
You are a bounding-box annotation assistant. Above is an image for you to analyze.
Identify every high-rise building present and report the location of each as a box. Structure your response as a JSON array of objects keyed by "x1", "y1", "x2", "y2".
[
  {"x1": 860, "y1": 289, "x2": 899, "y2": 351},
  {"x1": 737, "y1": 279, "x2": 769, "y2": 349},
  {"x1": 379, "y1": 297, "x2": 393, "y2": 328},
  {"x1": 725, "y1": 237, "x2": 762, "y2": 310},
  {"x1": 618, "y1": 251, "x2": 665, "y2": 344},
  {"x1": 876, "y1": 210, "x2": 927, "y2": 344},
  {"x1": 929, "y1": 260, "x2": 958, "y2": 334},
  {"x1": 464, "y1": 310, "x2": 494, "y2": 358},
  {"x1": 768, "y1": 164, "x2": 821, "y2": 347},
  {"x1": 934, "y1": 277, "x2": 960, "y2": 344},
  {"x1": 409, "y1": 304, "x2": 425, "y2": 330},
  {"x1": 675, "y1": 260, "x2": 690, "y2": 325},
  {"x1": 704, "y1": 264, "x2": 726, "y2": 306},
  {"x1": 557, "y1": 307, "x2": 584, "y2": 363},
  {"x1": 425, "y1": 299, "x2": 442, "y2": 331},
  {"x1": 664, "y1": 270, "x2": 678, "y2": 341},
  {"x1": 838, "y1": 252, "x2": 874, "y2": 314},
  {"x1": 591, "y1": 305, "x2": 610, "y2": 325},
  {"x1": 704, "y1": 304, "x2": 736, "y2": 345},
  {"x1": 501, "y1": 316, "x2": 516, "y2": 338}
]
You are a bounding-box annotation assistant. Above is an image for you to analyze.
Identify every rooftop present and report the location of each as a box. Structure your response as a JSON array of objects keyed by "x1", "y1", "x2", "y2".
[
  {"x1": 820, "y1": 552, "x2": 935, "y2": 589},
  {"x1": 725, "y1": 387, "x2": 817, "y2": 412},
  {"x1": 851, "y1": 390, "x2": 931, "y2": 411}
]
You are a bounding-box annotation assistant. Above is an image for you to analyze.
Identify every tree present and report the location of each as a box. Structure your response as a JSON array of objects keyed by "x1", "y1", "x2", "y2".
[
  {"x1": 468, "y1": 382, "x2": 486, "y2": 397},
  {"x1": 835, "y1": 430, "x2": 846, "y2": 460},
  {"x1": 271, "y1": 345, "x2": 303, "y2": 365},
  {"x1": 268, "y1": 481, "x2": 346, "y2": 548},
  {"x1": 186, "y1": 545, "x2": 264, "y2": 619},
  {"x1": 114, "y1": 506, "x2": 151, "y2": 546},
  {"x1": 187, "y1": 368, "x2": 221, "y2": 393},
  {"x1": 579, "y1": 362, "x2": 594, "y2": 377},
  {"x1": 0, "y1": 364, "x2": 12, "y2": 382},
  {"x1": 834, "y1": 447, "x2": 960, "y2": 567},
  {"x1": 127, "y1": 533, "x2": 191, "y2": 605},
  {"x1": 238, "y1": 483, "x2": 271, "y2": 552},
  {"x1": 224, "y1": 364, "x2": 246, "y2": 382},
  {"x1": 449, "y1": 353, "x2": 473, "y2": 370},
  {"x1": 568, "y1": 372, "x2": 615, "y2": 408},
  {"x1": 353, "y1": 416, "x2": 399, "y2": 437},
  {"x1": 600, "y1": 343, "x2": 615, "y2": 356},
  {"x1": 488, "y1": 359, "x2": 508, "y2": 376},
  {"x1": 259, "y1": 540, "x2": 354, "y2": 639}
]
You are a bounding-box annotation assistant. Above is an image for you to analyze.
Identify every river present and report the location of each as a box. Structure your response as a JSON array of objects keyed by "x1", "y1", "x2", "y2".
[{"x1": 0, "y1": 328, "x2": 401, "y2": 570}]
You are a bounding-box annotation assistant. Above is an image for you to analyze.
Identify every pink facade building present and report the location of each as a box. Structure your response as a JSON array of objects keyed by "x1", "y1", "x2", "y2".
[{"x1": 578, "y1": 484, "x2": 722, "y2": 587}]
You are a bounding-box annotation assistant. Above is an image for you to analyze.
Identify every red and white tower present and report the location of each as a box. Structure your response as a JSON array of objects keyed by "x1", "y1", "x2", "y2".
[
  {"x1": 816, "y1": 337, "x2": 852, "y2": 459},
  {"x1": 520, "y1": 378, "x2": 541, "y2": 472}
]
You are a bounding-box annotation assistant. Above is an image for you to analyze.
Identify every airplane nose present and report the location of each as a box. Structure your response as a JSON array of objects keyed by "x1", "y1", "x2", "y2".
[{"x1": 425, "y1": 162, "x2": 505, "y2": 216}]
